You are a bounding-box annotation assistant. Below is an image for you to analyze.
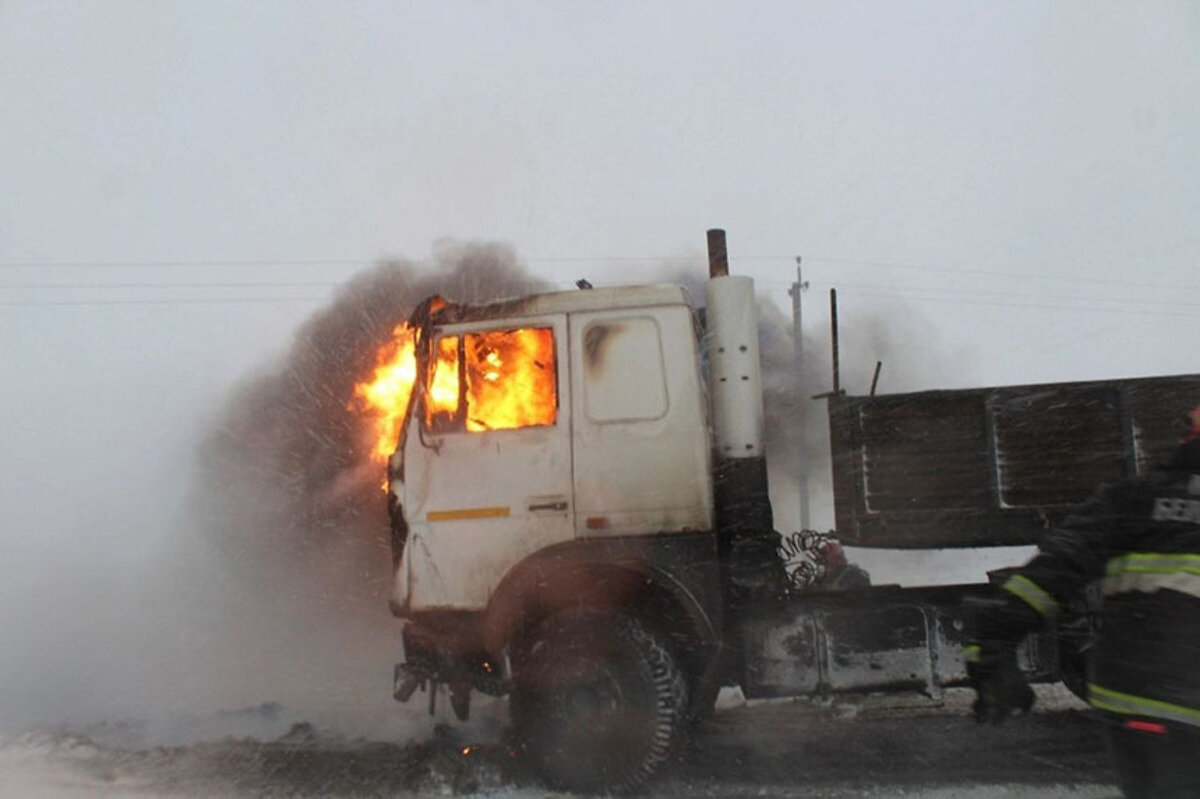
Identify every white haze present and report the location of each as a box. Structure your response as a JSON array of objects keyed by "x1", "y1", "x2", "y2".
[
  {"x1": 3, "y1": 0, "x2": 1200, "y2": 742},
  {"x1": 0, "y1": 246, "x2": 1008, "y2": 738},
  {"x1": 0, "y1": 244, "x2": 553, "y2": 738}
]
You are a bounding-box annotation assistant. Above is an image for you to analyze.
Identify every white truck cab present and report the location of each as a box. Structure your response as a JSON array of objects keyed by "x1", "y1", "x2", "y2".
[
  {"x1": 389, "y1": 285, "x2": 714, "y2": 615},
  {"x1": 384, "y1": 245, "x2": 775, "y2": 791}
]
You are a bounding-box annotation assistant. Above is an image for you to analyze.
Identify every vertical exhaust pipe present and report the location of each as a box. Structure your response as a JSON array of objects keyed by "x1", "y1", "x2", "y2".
[
  {"x1": 704, "y1": 229, "x2": 781, "y2": 606},
  {"x1": 707, "y1": 229, "x2": 729, "y2": 278},
  {"x1": 705, "y1": 229, "x2": 764, "y2": 458}
]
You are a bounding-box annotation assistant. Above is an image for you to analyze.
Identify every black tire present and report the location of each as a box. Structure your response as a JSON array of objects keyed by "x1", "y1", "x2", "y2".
[
  {"x1": 1057, "y1": 590, "x2": 1098, "y2": 703},
  {"x1": 510, "y1": 610, "x2": 687, "y2": 794},
  {"x1": 1058, "y1": 629, "x2": 1092, "y2": 703}
]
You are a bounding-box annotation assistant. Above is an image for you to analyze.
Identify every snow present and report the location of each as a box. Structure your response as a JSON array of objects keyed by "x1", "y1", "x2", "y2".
[{"x1": 0, "y1": 687, "x2": 1111, "y2": 798}]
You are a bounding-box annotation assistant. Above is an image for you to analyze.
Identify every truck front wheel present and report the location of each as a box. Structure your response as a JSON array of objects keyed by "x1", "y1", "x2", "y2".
[{"x1": 509, "y1": 609, "x2": 687, "y2": 793}]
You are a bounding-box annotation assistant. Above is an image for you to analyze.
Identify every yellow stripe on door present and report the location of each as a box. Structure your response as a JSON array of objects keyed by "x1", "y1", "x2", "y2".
[{"x1": 427, "y1": 506, "x2": 511, "y2": 522}]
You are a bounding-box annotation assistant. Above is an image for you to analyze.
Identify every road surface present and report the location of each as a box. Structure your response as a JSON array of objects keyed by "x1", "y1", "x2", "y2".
[{"x1": 0, "y1": 687, "x2": 1117, "y2": 797}]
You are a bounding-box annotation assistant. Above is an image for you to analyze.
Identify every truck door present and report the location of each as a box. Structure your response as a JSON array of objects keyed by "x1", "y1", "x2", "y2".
[
  {"x1": 401, "y1": 314, "x2": 573, "y2": 611},
  {"x1": 568, "y1": 307, "x2": 713, "y2": 536}
]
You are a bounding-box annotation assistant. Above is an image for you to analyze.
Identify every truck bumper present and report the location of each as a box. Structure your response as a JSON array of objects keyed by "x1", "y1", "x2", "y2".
[{"x1": 393, "y1": 612, "x2": 509, "y2": 718}]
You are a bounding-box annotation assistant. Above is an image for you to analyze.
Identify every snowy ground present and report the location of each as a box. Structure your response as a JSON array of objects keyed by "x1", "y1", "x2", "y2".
[{"x1": 0, "y1": 686, "x2": 1118, "y2": 798}]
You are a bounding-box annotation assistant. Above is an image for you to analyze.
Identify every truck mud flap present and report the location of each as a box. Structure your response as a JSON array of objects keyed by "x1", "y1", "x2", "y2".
[{"x1": 738, "y1": 587, "x2": 1058, "y2": 700}]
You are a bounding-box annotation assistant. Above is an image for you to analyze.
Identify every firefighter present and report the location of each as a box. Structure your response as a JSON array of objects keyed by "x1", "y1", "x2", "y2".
[{"x1": 964, "y1": 405, "x2": 1200, "y2": 798}]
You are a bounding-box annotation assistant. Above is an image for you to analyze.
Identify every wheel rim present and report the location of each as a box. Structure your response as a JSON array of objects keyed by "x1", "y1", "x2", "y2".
[
  {"x1": 511, "y1": 613, "x2": 682, "y2": 792},
  {"x1": 536, "y1": 654, "x2": 654, "y2": 772}
]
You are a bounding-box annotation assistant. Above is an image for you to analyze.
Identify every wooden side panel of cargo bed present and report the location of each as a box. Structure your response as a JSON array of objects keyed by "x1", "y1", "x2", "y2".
[{"x1": 829, "y1": 373, "x2": 1200, "y2": 548}]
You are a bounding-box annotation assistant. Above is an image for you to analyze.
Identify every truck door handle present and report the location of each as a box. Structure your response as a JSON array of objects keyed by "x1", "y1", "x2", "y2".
[{"x1": 528, "y1": 500, "x2": 569, "y2": 512}]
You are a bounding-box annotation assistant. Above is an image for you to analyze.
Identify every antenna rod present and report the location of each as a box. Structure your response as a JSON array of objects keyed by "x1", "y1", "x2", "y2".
[
  {"x1": 830, "y1": 288, "x2": 840, "y2": 394},
  {"x1": 790, "y1": 257, "x2": 810, "y2": 530},
  {"x1": 870, "y1": 360, "x2": 882, "y2": 396}
]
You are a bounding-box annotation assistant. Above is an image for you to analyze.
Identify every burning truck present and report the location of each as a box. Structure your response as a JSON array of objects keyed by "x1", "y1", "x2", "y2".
[{"x1": 350, "y1": 230, "x2": 1199, "y2": 792}]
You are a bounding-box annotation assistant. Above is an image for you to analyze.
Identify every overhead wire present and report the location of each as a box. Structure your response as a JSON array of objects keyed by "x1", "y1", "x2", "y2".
[
  {"x1": 0, "y1": 280, "x2": 344, "y2": 290},
  {"x1": 0, "y1": 296, "x2": 331, "y2": 307},
  {"x1": 799, "y1": 254, "x2": 1200, "y2": 295},
  {"x1": 0, "y1": 252, "x2": 1196, "y2": 316},
  {"x1": 5, "y1": 284, "x2": 1199, "y2": 316},
  {"x1": 3, "y1": 251, "x2": 1197, "y2": 295},
  {"x1": 822, "y1": 286, "x2": 1200, "y2": 320},
  {"x1": 2, "y1": 251, "x2": 1197, "y2": 293},
  {"x1": 794, "y1": 278, "x2": 1200, "y2": 313},
  {"x1": 0, "y1": 259, "x2": 371, "y2": 269}
]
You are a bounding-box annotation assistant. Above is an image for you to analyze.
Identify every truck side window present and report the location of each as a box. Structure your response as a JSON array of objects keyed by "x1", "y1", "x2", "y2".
[
  {"x1": 583, "y1": 318, "x2": 668, "y2": 423},
  {"x1": 424, "y1": 327, "x2": 558, "y2": 433}
]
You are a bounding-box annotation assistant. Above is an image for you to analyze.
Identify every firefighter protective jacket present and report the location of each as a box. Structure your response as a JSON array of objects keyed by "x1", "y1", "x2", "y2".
[{"x1": 974, "y1": 441, "x2": 1200, "y2": 728}]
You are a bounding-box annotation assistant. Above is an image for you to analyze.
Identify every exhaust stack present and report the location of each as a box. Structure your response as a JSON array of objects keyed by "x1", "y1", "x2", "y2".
[
  {"x1": 705, "y1": 236, "x2": 765, "y2": 458},
  {"x1": 704, "y1": 229, "x2": 780, "y2": 605}
]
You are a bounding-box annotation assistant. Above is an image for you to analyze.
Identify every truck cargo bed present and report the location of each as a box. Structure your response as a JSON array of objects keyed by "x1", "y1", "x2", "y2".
[{"x1": 829, "y1": 372, "x2": 1200, "y2": 548}]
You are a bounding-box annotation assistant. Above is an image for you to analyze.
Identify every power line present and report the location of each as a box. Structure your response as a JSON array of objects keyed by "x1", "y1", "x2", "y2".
[
  {"x1": 802, "y1": 278, "x2": 1200, "y2": 313},
  {"x1": 0, "y1": 259, "x2": 372, "y2": 269},
  {"x1": 799, "y1": 254, "x2": 1200, "y2": 295},
  {"x1": 4, "y1": 273, "x2": 1187, "y2": 309},
  {"x1": 0, "y1": 255, "x2": 708, "y2": 268},
  {"x1": 0, "y1": 295, "x2": 330, "y2": 308},
  {"x1": 1, "y1": 251, "x2": 1196, "y2": 294},
  {"x1": 0, "y1": 280, "x2": 343, "y2": 290},
  {"x1": 3, "y1": 275, "x2": 1193, "y2": 316},
  {"x1": 5, "y1": 283, "x2": 1200, "y2": 318},
  {"x1": 0, "y1": 251, "x2": 1196, "y2": 317},
  {"x1": 831, "y1": 286, "x2": 1200, "y2": 320},
  {"x1": 1, "y1": 273, "x2": 1194, "y2": 311}
]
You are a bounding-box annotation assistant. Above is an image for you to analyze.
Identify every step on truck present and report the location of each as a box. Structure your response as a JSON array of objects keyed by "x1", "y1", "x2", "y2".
[{"x1": 384, "y1": 228, "x2": 1200, "y2": 792}]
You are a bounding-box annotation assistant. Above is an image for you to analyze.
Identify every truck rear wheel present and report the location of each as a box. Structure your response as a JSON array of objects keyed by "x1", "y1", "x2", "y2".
[{"x1": 509, "y1": 610, "x2": 687, "y2": 793}]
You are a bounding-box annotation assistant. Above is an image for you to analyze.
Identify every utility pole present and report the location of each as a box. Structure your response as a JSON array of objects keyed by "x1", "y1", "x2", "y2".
[{"x1": 788, "y1": 258, "x2": 811, "y2": 530}]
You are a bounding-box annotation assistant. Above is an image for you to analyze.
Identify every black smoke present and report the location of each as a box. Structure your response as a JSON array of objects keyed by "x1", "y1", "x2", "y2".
[
  {"x1": 661, "y1": 264, "x2": 950, "y2": 531},
  {"x1": 196, "y1": 241, "x2": 550, "y2": 610},
  {"x1": 152, "y1": 242, "x2": 551, "y2": 731},
  {"x1": 182, "y1": 248, "x2": 947, "y2": 726}
]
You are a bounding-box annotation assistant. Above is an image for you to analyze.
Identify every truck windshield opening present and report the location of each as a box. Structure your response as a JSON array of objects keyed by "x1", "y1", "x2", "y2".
[{"x1": 425, "y1": 327, "x2": 557, "y2": 433}]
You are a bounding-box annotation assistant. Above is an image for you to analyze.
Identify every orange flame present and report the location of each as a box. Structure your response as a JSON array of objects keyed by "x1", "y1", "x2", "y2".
[
  {"x1": 351, "y1": 324, "x2": 557, "y2": 466},
  {"x1": 350, "y1": 323, "x2": 419, "y2": 463},
  {"x1": 458, "y1": 328, "x2": 556, "y2": 432}
]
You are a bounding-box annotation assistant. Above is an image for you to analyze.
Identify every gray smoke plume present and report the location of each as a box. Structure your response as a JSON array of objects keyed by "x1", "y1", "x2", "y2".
[
  {"x1": 660, "y1": 263, "x2": 953, "y2": 532},
  {"x1": 179, "y1": 249, "x2": 953, "y2": 730},
  {"x1": 197, "y1": 241, "x2": 549, "y2": 605},
  {"x1": 760, "y1": 289, "x2": 958, "y2": 532},
  {"x1": 164, "y1": 241, "x2": 549, "y2": 731},
  {"x1": 199, "y1": 245, "x2": 948, "y2": 599}
]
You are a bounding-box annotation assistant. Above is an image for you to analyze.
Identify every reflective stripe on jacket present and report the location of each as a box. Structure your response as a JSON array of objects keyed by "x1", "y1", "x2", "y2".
[
  {"x1": 1002, "y1": 574, "x2": 1059, "y2": 618},
  {"x1": 1089, "y1": 683, "x2": 1200, "y2": 729},
  {"x1": 1102, "y1": 552, "x2": 1200, "y2": 600}
]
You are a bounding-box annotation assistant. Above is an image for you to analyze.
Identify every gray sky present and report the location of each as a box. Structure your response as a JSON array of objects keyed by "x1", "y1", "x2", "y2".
[
  {"x1": 2, "y1": 1, "x2": 1199, "y2": 727},
  {"x1": 4, "y1": 2, "x2": 1199, "y2": 384}
]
